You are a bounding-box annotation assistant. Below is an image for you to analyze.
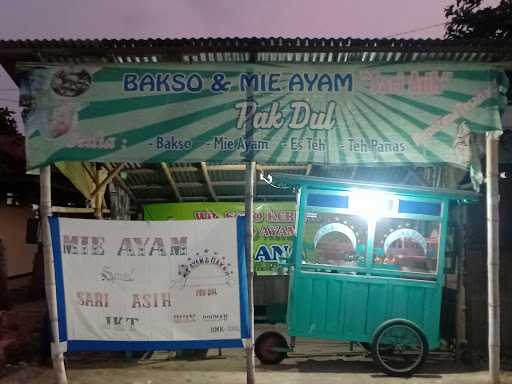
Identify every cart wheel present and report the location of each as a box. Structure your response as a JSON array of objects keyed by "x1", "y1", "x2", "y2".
[
  {"x1": 255, "y1": 331, "x2": 288, "y2": 365},
  {"x1": 371, "y1": 319, "x2": 428, "y2": 377}
]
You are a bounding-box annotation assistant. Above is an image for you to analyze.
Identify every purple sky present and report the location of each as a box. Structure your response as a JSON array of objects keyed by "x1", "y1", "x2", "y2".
[
  {"x1": 0, "y1": 0, "x2": 471, "y2": 40},
  {"x1": 0, "y1": 0, "x2": 500, "y2": 130}
]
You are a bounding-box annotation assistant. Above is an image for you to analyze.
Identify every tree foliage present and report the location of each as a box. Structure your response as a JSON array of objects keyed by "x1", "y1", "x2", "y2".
[
  {"x1": 445, "y1": 0, "x2": 512, "y2": 39},
  {"x1": 0, "y1": 107, "x2": 18, "y2": 136},
  {"x1": 0, "y1": 107, "x2": 25, "y2": 173}
]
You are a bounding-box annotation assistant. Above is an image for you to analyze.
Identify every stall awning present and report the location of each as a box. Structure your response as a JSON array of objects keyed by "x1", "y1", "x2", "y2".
[
  {"x1": 13, "y1": 61, "x2": 511, "y2": 170},
  {"x1": 1, "y1": 37, "x2": 511, "y2": 204}
]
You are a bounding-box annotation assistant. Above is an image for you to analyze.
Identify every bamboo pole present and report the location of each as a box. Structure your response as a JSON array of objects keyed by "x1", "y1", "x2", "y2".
[
  {"x1": 51, "y1": 206, "x2": 111, "y2": 214},
  {"x1": 81, "y1": 162, "x2": 95, "y2": 182},
  {"x1": 40, "y1": 166, "x2": 68, "y2": 384},
  {"x1": 486, "y1": 132, "x2": 500, "y2": 383},
  {"x1": 90, "y1": 163, "x2": 124, "y2": 199},
  {"x1": 161, "y1": 162, "x2": 183, "y2": 202},
  {"x1": 245, "y1": 161, "x2": 256, "y2": 384},
  {"x1": 104, "y1": 164, "x2": 142, "y2": 211},
  {"x1": 244, "y1": 53, "x2": 256, "y2": 384}
]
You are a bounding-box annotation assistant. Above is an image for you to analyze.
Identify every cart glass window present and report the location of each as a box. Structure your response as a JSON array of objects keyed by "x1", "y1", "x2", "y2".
[
  {"x1": 373, "y1": 217, "x2": 441, "y2": 274},
  {"x1": 302, "y1": 211, "x2": 368, "y2": 268}
]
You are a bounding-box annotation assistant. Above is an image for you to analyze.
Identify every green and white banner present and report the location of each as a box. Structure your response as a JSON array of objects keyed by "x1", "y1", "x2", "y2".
[
  {"x1": 144, "y1": 202, "x2": 296, "y2": 275},
  {"x1": 19, "y1": 63, "x2": 508, "y2": 169}
]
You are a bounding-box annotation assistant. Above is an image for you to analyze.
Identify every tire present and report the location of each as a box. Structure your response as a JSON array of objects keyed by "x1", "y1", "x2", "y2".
[
  {"x1": 371, "y1": 319, "x2": 429, "y2": 377},
  {"x1": 255, "y1": 331, "x2": 288, "y2": 365}
]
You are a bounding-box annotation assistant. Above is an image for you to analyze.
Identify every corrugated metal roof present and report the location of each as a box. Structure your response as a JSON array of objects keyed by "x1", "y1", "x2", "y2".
[
  {"x1": 114, "y1": 162, "x2": 464, "y2": 206},
  {"x1": 1, "y1": 37, "x2": 512, "y2": 68}
]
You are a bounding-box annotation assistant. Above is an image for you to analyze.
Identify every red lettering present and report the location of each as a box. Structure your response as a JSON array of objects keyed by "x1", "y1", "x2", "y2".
[
  {"x1": 194, "y1": 212, "x2": 218, "y2": 220},
  {"x1": 77, "y1": 292, "x2": 109, "y2": 307},
  {"x1": 142, "y1": 294, "x2": 151, "y2": 308},
  {"x1": 132, "y1": 293, "x2": 173, "y2": 308},
  {"x1": 85, "y1": 293, "x2": 94, "y2": 306},
  {"x1": 132, "y1": 294, "x2": 142, "y2": 308}
]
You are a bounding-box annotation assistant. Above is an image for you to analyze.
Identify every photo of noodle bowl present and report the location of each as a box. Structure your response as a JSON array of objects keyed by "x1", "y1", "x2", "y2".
[{"x1": 51, "y1": 68, "x2": 91, "y2": 97}]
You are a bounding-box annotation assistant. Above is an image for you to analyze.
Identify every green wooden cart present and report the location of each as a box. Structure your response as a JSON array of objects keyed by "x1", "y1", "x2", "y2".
[{"x1": 255, "y1": 174, "x2": 477, "y2": 376}]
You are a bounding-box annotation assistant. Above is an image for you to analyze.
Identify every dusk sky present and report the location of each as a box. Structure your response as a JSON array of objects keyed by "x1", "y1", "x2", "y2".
[
  {"x1": 0, "y1": 0, "x2": 500, "y2": 130},
  {"x1": 0, "y1": 0, "x2": 488, "y2": 40}
]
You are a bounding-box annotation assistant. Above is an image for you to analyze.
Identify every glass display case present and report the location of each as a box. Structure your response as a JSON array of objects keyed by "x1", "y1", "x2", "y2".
[
  {"x1": 254, "y1": 174, "x2": 478, "y2": 376},
  {"x1": 298, "y1": 188, "x2": 445, "y2": 280}
]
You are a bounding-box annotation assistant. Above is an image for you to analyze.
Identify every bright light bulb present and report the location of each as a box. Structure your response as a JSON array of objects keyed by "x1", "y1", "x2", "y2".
[{"x1": 349, "y1": 190, "x2": 394, "y2": 219}]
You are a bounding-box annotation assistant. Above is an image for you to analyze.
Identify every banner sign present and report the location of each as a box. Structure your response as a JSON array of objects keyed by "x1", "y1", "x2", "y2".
[
  {"x1": 49, "y1": 216, "x2": 249, "y2": 351},
  {"x1": 144, "y1": 202, "x2": 296, "y2": 275},
  {"x1": 19, "y1": 63, "x2": 508, "y2": 169}
]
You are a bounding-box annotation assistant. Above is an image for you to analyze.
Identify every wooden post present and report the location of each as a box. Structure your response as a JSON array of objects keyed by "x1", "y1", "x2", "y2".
[
  {"x1": 245, "y1": 161, "x2": 256, "y2": 384},
  {"x1": 40, "y1": 166, "x2": 68, "y2": 384},
  {"x1": 486, "y1": 132, "x2": 500, "y2": 383},
  {"x1": 90, "y1": 163, "x2": 124, "y2": 199}
]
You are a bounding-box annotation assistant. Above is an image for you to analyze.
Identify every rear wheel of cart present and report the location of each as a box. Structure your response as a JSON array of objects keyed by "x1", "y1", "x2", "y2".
[
  {"x1": 371, "y1": 319, "x2": 428, "y2": 377},
  {"x1": 255, "y1": 331, "x2": 288, "y2": 365}
]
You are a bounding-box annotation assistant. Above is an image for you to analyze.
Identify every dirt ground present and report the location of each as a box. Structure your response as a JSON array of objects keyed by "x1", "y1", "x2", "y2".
[{"x1": 1, "y1": 347, "x2": 512, "y2": 384}]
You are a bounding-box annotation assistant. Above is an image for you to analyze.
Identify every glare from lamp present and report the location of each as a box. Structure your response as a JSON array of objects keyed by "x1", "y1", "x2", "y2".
[{"x1": 349, "y1": 190, "x2": 394, "y2": 219}]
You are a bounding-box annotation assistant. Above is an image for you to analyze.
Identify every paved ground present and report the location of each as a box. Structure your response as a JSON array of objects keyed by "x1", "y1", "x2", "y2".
[{"x1": 1, "y1": 347, "x2": 511, "y2": 384}]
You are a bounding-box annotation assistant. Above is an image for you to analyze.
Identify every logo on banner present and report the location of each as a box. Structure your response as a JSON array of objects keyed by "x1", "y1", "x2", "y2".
[
  {"x1": 100, "y1": 266, "x2": 136, "y2": 283},
  {"x1": 42, "y1": 68, "x2": 92, "y2": 139},
  {"x1": 171, "y1": 249, "x2": 234, "y2": 289}
]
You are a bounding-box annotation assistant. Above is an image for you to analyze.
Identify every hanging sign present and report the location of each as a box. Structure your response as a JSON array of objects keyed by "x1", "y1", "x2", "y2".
[
  {"x1": 49, "y1": 216, "x2": 249, "y2": 351},
  {"x1": 144, "y1": 202, "x2": 296, "y2": 275},
  {"x1": 19, "y1": 62, "x2": 508, "y2": 169}
]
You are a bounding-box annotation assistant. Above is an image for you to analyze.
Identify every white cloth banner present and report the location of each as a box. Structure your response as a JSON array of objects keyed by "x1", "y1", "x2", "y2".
[{"x1": 49, "y1": 216, "x2": 249, "y2": 351}]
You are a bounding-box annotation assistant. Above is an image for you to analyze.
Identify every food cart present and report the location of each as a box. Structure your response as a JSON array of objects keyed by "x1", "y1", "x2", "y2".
[{"x1": 255, "y1": 174, "x2": 477, "y2": 376}]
